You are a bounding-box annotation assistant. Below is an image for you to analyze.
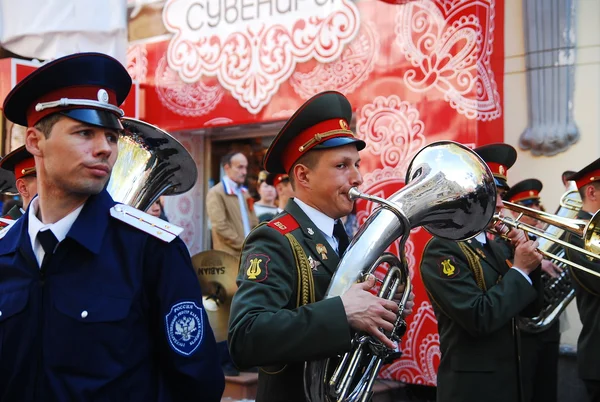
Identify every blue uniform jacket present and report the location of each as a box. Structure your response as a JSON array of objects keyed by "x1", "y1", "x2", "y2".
[{"x1": 0, "y1": 190, "x2": 224, "y2": 402}]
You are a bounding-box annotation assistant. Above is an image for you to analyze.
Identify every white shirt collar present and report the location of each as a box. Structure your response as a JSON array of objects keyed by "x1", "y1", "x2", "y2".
[
  {"x1": 475, "y1": 232, "x2": 487, "y2": 244},
  {"x1": 28, "y1": 196, "x2": 85, "y2": 267},
  {"x1": 223, "y1": 175, "x2": 241, "y2": 192},
  {"x1": 293, "y1": 197, "x2": 336, "y2": 239}
]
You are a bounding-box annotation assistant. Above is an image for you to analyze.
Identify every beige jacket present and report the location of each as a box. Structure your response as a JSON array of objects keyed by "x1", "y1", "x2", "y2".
[{"x1": 206, "y1": 181, "x2": 258, "y2": 257}]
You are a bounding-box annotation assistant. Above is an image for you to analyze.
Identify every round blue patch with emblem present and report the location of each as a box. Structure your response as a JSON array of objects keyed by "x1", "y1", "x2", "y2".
[{"x1": 165, "y1": 301, "x2": 204, "y2": 356}]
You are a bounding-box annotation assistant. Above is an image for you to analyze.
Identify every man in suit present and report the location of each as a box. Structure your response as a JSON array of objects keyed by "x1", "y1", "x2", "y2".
[
  {"x1": 206, "y1": 151, "x2": 258, "y2": 257},
  {"x1": 505, "y1": 179, "x2": 561, "y2": 402},
  {"x1": 419, "y1": 143, "x2": 543, "y2": 402},
  {"x1": 0, "y1": 52, "x2": 224, "y2": 401},
  {"x1": 228, "y1": 91, "x2": 414, "y2": 402},
  {"x1": 564, "y1": 159, "x2": 600, "y2": 402},
  {"x1": 0, "y1": 145, "x2": 38, "y2": 218}
]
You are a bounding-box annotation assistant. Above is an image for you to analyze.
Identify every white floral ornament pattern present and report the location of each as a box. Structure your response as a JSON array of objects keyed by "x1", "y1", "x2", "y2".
[
  {"x1": 395, "y1": 0, "x2": 501, "y2": 121},
  {"x1": 155, "y1": 57, "x2": 224, "y2": 117},
  {"x1": 289, "y1": 21, "x2": 379, "y2": 99},
  {"x1": 126, "y1": 44, "x2": 148, "y2": 84},
  {"x1": 356, "y1": 96, "x2": 426, "y2": 175},
  {"x1": 163, "y1": 0, "x2": 360, "y2": 114},
  {"x1": 380, "y1": 301, "x2": 440, "y2": 385}
]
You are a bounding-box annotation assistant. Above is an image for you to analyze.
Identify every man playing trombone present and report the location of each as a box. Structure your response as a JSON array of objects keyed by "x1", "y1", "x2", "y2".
[
  {"x1": 420, "y1": 143, "x2": 543, "y2": 402},
  {"x1": 564, "y1": 159, "x2": 600, "y2": 402},
  {"x1": 504, "y1": 178, "x2": 561, "y2": 402}
]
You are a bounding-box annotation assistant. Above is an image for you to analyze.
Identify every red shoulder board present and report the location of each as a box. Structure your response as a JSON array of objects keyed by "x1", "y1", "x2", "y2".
[{"x1": 267, "y1": 213, "x2": 299, "y2": 235}]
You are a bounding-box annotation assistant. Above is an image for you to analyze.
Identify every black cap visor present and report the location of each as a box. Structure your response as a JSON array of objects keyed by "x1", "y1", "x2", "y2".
[{"x1": 60, "y1": 109, "x2": 123, "y2": 131}]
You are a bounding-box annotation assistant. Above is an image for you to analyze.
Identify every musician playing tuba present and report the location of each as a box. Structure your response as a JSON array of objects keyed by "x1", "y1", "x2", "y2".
[
  {"x1": 227, "y1": 91, "x2": 414, "y2": 402},
  {"x1": 563, "y1": 159, "x2": 600, "y2": 402},
  {"x1": 419, "y1": 143, "x2": 543, "y2": 402}
]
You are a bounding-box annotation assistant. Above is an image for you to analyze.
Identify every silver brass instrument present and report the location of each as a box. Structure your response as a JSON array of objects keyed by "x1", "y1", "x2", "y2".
[
  {"x1": 107, "y1": 118, "x2": 198, "y2": 211},
  {"x1": 493, "y1": 198, "x2": 600, "y2": 279},
  {"x1": 304, "y1": 141, "x2": 497, "y2": 402},
  {"x1": 517, "y1": 183, "x2": 580, "y2": 333}
]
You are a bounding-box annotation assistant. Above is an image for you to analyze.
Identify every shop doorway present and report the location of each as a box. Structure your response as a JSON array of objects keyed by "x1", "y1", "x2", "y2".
[{"x1": 209, "y1": 135, "x2": 276, "y2": 200}]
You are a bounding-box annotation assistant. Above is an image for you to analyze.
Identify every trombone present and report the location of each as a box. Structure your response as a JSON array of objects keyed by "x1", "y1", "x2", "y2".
[{"x1": 493, "y1": 201, "x2": 600, "y2": 279}]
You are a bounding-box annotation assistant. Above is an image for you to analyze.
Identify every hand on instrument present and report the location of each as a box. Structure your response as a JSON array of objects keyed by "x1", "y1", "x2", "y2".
[
  {"x1": 393, "y1": 283, "x2": 415, "y2": 317},
  {"x1": 513, "y1": 238, "x2": 542, "y2": 274},
  {"x1": 541, "y1": 259, "x2": 563, "y2": 278},
  {"x1": 505, "y1": 228, "x2": 529, "y2": 247},
  {"x1": 341, "y1": 275, "x2": 399, "y2": 349}
]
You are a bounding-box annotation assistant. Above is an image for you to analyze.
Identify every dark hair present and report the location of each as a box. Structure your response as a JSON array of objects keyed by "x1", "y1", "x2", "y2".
[
  {"x1": 220, "y1": 152, "x2": 244, "y2": 168},
  {"x1": 579, "y1": 181, "x2": 600, "y2": 200},
  {"x1": 288, "y1": 150, "x2": 322, "y2": 189},
  {"x1": 562, "y1": 170, "x2": 576, "y2": 182},
  {"x1": 34, "y1": 114, "x2": 63, "y2": 138}
]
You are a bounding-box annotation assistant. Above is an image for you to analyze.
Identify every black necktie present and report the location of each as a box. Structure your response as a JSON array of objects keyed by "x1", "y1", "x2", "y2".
[
  {"x1": 333, "y1": 220, "x2": 350, "y2": 256},
  {"x1": 38, "y1": 230, "x2": 59, "y2": 268}
]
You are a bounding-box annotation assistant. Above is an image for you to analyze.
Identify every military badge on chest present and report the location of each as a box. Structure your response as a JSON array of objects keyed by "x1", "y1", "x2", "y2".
[
  {"x1": 307, "y1": 255, "x2": 322, "y2": 271},
  {"x1": 243, "y1": 253, "x2": 270, "y2": 282},
  {"x1": 165, "y1": 301, "x2": 204, "y2": 356},
  {"x1": 438, "y1": 256, "x2": 460, "y2": 278},
  {"x1": 316, "y1": 243, "x2": 328, "y2": 260}
]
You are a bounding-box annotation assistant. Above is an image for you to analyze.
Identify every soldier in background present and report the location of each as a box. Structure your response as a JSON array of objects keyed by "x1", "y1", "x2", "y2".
[
  {"x1": 266, "y1": 172, "x2": 295, "y2": 213},
  {"x1": 564, "y1": 159, "x2": 600, "y2": 402},
  {"x1": 0, "y1": 145, "x2": 37, "y2": 217},
  {"x1": 505, "y1": 178, "x2": 561, "y2": 402},
  {"x1": 420, "y1": 144, "x2": 543, "y2": 402}
]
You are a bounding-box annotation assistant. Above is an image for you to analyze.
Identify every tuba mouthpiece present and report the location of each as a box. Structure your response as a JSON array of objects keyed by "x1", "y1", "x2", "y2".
[{"x1": 348, "y1": 187, "x2": 362, "y2": 201}]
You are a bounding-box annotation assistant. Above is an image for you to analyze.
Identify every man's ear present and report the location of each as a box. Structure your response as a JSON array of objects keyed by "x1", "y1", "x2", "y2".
[
  {"x1": 15, "y1": 178, "x2": 28, "y2": 198},
  {"x1": 294, "y1": 164, "x2": 311, "y2": 190},
  {"x1": 25, "y1": 127, "x2": 44, "y2": 157}
]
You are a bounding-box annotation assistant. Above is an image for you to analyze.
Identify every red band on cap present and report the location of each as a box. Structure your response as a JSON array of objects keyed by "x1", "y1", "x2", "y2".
[
  {"x1": 14, "y1": 158, "x2": 35, "y2": 180},
  {"x1": 509, "y1": 190, "x2": 540, "y2": 203},
  {"x1": 26, "y1": 85, "x2": 117, "y2": 126},
  {"x1": 273, "y1": 174, "x2": 288, "y2": 186},
  {"x1": 486, "y1": 162, "x2": 508, "y2": 180},
  {"x1": 282, "y1": 118, "x2": 354, "y2": 173},
  {"x1": 575, "y1": 170, "x2": 600, "y2": 189}
]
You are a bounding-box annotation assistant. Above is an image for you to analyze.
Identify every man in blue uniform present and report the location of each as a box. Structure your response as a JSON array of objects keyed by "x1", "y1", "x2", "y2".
[{"x1": 0, "y1": 53, "x2": 224, "y2": 402}]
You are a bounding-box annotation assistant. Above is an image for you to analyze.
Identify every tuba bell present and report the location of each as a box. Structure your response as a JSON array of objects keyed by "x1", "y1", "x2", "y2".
[
  {"x1": 106, "y1": 118, "x2": 198, "y2": 211},
  {"x1": 304, "y1": 141, "x2": 497, "y2": 402}
]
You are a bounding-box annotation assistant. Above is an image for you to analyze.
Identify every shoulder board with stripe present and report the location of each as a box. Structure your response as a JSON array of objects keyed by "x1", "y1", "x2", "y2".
[
  {"x1": 110, "y1": 204, "x2": 183, "y2": 243},
  {"x1": 267, "y1": 213, "x2": 299, "y2": 235}
]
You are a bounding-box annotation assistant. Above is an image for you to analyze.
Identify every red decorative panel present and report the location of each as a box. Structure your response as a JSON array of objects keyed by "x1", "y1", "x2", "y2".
[{"x1": 124, "y1": 0, "x2": 505, "y2": 386}]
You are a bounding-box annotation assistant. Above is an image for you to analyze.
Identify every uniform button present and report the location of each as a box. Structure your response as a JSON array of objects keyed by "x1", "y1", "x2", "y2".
[{"x1": 81, "y1": 310, "x2": 88, "y2": 319}]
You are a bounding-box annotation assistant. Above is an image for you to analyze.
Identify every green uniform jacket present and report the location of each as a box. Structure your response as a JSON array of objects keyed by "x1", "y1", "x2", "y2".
[
  {"x1": 228, "y1": 199, "x2": 352, "y2": 402},
  {"x1": 566, "y1": 210, "x2": 600, "y2": 380},
  {"x1": 420, "y1": 235, "x2": 541, "y2": 402}
]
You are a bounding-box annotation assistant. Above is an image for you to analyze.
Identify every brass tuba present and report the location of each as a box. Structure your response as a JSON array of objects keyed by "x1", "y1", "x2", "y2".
[
  {"x1": 517, "y1": 183, "x2": 580, "y2": 333},
  {"x1": 304, "y1": 141, "x2": 497, "y2": 402},
  {"x1": 106, "y1": 118, "x2": 198, "y2": 211}
]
